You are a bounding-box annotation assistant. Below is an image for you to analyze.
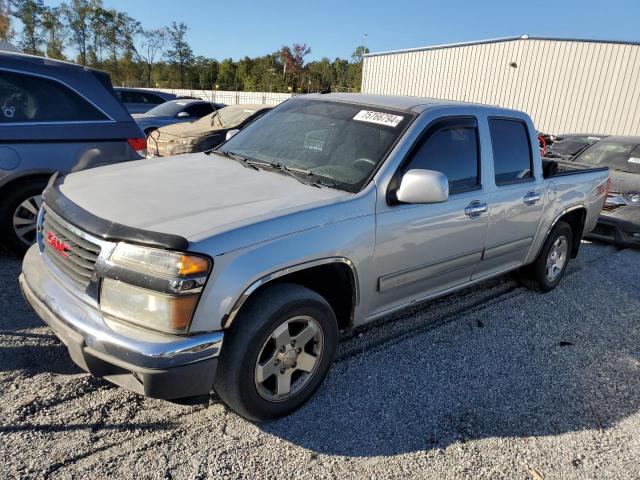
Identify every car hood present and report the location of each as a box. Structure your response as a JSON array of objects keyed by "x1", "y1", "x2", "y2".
[
  {"x1": 566, "y1": 161, "x2": 639, "y2": 194},
  {"x1": 57, "y1": 153, "x2": 352, "y2": 249}
]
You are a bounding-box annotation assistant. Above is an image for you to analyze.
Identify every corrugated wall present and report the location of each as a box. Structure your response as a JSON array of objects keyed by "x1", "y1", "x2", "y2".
[{"x1": 362, "y1": 38, "x2": 640, "y2": 136}]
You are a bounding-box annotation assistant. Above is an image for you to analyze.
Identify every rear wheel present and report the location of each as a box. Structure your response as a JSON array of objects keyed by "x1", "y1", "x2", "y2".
[
  {"x1": 0, "y1": 179, "x2": 47, "y2": 255},
  {"x1": 214, "y1": 283, "x2": 338, "y2": 421},
  {"x1": 519, "y1": 221, "x2": 573, "y2": 292}
]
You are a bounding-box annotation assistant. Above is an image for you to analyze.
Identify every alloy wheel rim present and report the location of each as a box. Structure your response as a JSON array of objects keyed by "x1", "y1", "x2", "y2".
[
  {"x1": 254, "y1": 315, "x2": 324, "y2": 402},
  {"x1": 546, "y1": 235, "x2": 568, "y2": 282},
  {"x1": 12, "y1": 195, "x2": 42, "y2": 246}
]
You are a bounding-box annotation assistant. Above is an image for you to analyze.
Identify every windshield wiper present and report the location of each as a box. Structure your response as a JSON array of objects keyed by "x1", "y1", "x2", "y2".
[
  {"x1": 214, "y1": 150, "x2": 261, "y2": 170},
  {"x1": 262, "y1": 162, "x2": 318, "y2": 186}
]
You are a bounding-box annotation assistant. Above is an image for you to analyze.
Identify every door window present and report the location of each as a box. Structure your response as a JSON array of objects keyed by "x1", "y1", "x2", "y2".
[
  {"x1": 0, "y1": 70, "x2": 107, "y2": 123},
  {"x1": 403, "y1": 120, "x2": 480, "y2": 194},
  {"x1": 489, "y1": 118, "x2": 534, "y2": 185}
]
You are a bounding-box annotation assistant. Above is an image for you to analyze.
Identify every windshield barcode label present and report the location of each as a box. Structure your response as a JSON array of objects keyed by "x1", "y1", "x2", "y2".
[{"x1": 353, "y1": 110, "x2": 404, "y2": 127}]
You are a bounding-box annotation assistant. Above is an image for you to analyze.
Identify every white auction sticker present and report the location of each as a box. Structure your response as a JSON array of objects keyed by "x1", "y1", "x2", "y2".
[
  {"x1": 628, "y1": 157, "x2": 640, "y2": 164},
  {"x1": 353, "y1": 110, "x2": 404, "y2": 127}
]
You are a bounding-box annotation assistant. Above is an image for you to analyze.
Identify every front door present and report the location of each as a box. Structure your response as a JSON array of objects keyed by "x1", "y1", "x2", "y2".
[{"x1": 371, "y1": 117, "x2": 490, "y2": 317}]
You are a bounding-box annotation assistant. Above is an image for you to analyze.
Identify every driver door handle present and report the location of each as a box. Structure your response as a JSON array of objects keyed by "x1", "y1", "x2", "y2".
[
  {"x1": 464, "y1": 201, "x2": 488, "y2": 218},
  {"x1": 523, "y1": 191, "x2": 541, "y2": 205}
]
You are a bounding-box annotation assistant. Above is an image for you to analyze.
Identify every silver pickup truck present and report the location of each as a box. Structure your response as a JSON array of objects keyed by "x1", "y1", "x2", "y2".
[{"x1": 20, "y1": 93, "x2": 609, "y2": 421}]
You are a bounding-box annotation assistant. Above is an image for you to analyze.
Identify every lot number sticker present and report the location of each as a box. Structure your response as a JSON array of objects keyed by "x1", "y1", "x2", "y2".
[
  {"x1": 353, "y1": 110, "x2": 404, "y2": 127},
  {"x1": 628, "y1": 157, "x2": 640, "y2": 164}
]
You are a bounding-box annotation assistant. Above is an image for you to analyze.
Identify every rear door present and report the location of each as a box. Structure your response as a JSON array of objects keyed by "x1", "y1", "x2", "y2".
[
  {"x1": 472, "y1": 117, "x2": 544, "y2": 279},
  {"x1": 372, "y1": 116, "x2": 491, "y2": 315}
]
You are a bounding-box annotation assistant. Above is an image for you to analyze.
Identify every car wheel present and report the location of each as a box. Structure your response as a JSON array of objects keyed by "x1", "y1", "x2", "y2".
[
  {"x1": 0, "y1": 179, "x2": 47, "y2": 255},
  {"x1": 519, "y1": 221, "x2": 573, "y2": 292},
  {"x1": 214, "y1": 283, "x2": 338, "y2": 422}
]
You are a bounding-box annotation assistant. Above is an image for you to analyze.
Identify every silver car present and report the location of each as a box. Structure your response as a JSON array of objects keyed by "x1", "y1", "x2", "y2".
[{"x1": 20, "y1": 93, "x2": 609, "y2": 421}]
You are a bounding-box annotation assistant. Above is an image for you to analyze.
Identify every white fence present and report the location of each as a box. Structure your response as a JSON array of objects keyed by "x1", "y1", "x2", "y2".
[{"x1": 146, "y1": 88, "x2": 292, "y2": 106}]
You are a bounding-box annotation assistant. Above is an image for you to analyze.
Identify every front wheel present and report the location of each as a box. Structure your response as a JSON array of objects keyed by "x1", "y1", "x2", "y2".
[
  {"x1": 519, "y1": 221, "x2": 573, "y2": 292},
  {"x1": 0, "y1": 179, "x2": 47, "y2": 255},
  {"x1": 214, "y1": 283, "x2": 338, "y2": 421}
]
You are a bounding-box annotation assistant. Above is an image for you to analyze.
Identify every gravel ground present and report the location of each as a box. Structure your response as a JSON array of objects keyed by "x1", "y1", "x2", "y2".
[{"x1": 1, "y1": 241, "x2": 639, "y2": 479}]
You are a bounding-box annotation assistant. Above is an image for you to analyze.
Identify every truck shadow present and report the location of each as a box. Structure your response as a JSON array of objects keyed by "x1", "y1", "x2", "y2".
[{"x1": 261, "y1": 247, "x2": 640, "y2": 456}]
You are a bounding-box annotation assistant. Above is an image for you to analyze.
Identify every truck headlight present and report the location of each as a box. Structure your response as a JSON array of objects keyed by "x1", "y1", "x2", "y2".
[
  {"x1": 100, "y1": 243, "x2": 211, "y2": 333},
  {"x1": 110, "y1": 243, "x2": 210, "y2": 277},
  {"x1": 101, "y1": 279, "x2": 199, "y2": 333}
]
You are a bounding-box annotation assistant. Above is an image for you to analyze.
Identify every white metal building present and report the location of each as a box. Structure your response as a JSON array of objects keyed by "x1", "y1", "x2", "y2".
[{"x1": 362, "y1": 36, "x2": 640, "y2": 136}]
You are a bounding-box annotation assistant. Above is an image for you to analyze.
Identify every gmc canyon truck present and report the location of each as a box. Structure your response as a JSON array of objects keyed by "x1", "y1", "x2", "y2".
[{"x1": 20, "y1": 93, "x2": 609, "y2": 421}]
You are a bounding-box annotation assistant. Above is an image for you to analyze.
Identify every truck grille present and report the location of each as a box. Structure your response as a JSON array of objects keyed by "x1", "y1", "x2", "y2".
[{"x1": 42, "y1": 211, "x2": 101, "y2": 288}]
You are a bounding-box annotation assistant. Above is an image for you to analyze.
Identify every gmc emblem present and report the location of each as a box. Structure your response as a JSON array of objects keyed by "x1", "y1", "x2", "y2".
[{"x1": 46, "y1": 231, "x2": 70, "y2": 258}]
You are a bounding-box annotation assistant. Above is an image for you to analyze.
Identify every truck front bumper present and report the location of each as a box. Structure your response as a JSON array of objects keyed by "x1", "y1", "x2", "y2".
[{"x1": 19, "y1": 245, "x2": 223, "y2": 400}]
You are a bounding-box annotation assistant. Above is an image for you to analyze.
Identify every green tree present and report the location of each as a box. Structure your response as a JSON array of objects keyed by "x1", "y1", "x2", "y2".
[
  {"x1": 217, "y1": 58, "x2": 236, "y2": 89},
  {"x1": 63, "y1": 0, "x2": 99, "y2": 65},
  {"x1": 41, "y1": 5, "x2": 66, "y2": 59},
  {"x1": 13, "y1": 0, "x2": 45, "y2": 55},
  {"x1": 165, "y1": 21, "x2": 193, "y2": 87}
]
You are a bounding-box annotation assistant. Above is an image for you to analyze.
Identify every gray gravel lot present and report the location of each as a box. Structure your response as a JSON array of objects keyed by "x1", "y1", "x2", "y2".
[{"x1": 1, "y1": 242, "x2": 639, "y2": 479}]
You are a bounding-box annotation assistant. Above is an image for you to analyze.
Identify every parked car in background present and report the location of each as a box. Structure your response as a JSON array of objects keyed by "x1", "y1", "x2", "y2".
[
  {"x1": 20, "y1": 93, "x2": 609, "y2": 421},
  {"x1": 113, "y1": 87, "x2": 177, "y2": 114},
  {"x1": 545, "y1": 133, "x2": 606, "y2": 160},
  {"x1": 557, "y1": 136, "x2": 640, "y2": 247},
  {"x1": 147, "y1": 104, "x2": 272, "y2": 157},
  {"x1": 133, "y1": 99, "x2": 225, "y2": 136},
  {"x1": 0, "y1": 51, "x2": 145, "y2": 254}
]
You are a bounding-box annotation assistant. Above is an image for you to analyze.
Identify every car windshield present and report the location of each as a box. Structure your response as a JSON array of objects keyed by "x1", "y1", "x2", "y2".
[
  {"x1": 199, "y1": 105, "x2": 263, "y2": 128},
  {"x1": 218, "y1": 98, "x2": 413, "y2": 192},
  {"x1": 574, "y1": 141, "x2": 640, "y2": 174},
  {"x1": 145, "y1": 101, "x2": 190, "y2": 116}
]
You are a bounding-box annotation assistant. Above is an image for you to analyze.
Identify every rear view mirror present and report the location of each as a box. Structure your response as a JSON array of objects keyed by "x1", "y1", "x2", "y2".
[
  {"x1": 226, "y1": 129, "x2": 240, "y2": 141},
  {"x1": 396, "y1": 169, "x2": 449, "y2": 204},
  {"x1": 177, "y1": 111, "x2": 190, "y2": 118}
]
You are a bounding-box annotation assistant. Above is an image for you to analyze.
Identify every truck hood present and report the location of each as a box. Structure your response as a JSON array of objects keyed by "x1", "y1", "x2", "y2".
[{"x1": 57, "y1": 153, "x2": 351, "y2": 246}]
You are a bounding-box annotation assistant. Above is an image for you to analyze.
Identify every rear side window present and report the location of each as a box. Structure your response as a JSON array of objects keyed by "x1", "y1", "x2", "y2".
[
  {"x1": 141, "y1": 93, "x2": 164, "y2": 104},
  {"x1": 489, "y1": 118, "x2": 533, "y2": 185},
  {"x1": 0, "y1": 70, "x2": 108, "y2": 123},
  {"x1": 404, "y1": 122, "x2": 480, "y2": 194},
  {"x1": 184, "y1": 103, "x2": 213, "y2": 117}
]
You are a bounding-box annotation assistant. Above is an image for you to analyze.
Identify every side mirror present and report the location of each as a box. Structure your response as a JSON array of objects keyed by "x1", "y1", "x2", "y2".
[
  {"x1": 396, "y1": 169, "x2": 449, "y2": 204},
  {"x1": 177, "y1": 111, "x2": 190, "y2": 118},
  {"x1": 225, "y1": 129, "x2": 240, "y2": 141}
]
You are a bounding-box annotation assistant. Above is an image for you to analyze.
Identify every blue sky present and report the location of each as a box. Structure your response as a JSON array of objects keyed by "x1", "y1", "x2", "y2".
[{"x1": 46, "y1": 0, "x2": 640, "y2": 60}]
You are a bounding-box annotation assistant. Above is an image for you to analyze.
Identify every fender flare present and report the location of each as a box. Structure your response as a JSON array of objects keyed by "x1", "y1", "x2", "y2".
[{"x1": 221, "y1": 257, "x2": 359, "y2": 329}]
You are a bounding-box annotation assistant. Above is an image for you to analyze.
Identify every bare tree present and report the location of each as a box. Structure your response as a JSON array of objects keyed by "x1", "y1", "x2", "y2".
[{"x1": 138, "y1": 28, "x2": 166, "y2": 87}]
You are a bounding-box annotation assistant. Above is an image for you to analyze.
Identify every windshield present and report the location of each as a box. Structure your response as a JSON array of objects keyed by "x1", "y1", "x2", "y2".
[
  {"x1": 199, "y1": 104, "x2": 264, "y2": 128},
  {"x1": 574, "y1": 141, "x2": 640, "y2": 174},
  {"x1": 219, "y1": 98, "x2": 413, "y2": 192},
  {"x1": 145, "y1": 101, "x2": 189, "y2": 116}
]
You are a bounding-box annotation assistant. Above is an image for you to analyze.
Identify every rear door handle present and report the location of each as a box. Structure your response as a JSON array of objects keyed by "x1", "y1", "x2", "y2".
[
  {"x1": 465, "y1": 201, "x2": 488, "y2": 218},
  {"x1": 523, "y1": 191, "x2": 541, "y2": 205}
]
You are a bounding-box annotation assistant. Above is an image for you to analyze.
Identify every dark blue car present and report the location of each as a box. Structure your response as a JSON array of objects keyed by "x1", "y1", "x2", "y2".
[{"x1": 0, "y1": 51, "x2": 146, "y2": 254}]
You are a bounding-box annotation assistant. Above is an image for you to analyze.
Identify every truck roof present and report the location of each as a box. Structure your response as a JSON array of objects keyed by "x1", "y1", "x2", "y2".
[{"x1": 303, "y1": 92, "x2": 513, "y2": 114}]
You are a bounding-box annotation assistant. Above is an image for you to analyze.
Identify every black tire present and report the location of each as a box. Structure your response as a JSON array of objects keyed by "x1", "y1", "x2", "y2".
[
  {"x1": 0, "y1": 179, "x2": 47, "y2": 256},
  {"x1": 214, "y1": 283, "x2": 338, "y2": 422},
  {"x1": 519, "y1": 221, "x2": 573, "y2": 292}
]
